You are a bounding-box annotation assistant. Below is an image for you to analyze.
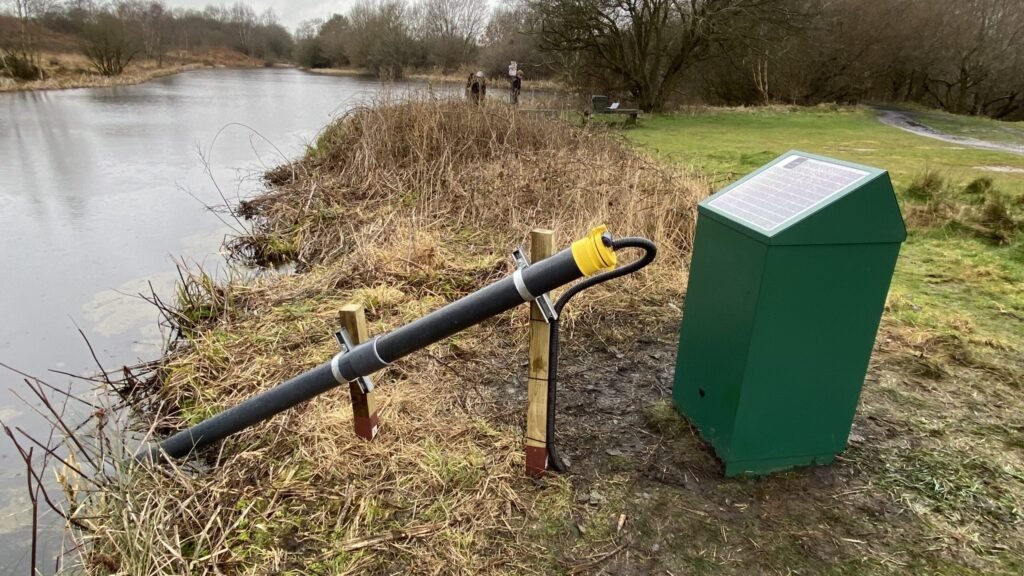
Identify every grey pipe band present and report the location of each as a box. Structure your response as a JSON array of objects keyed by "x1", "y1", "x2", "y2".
[
  {"x1": 330, "y1": 338, "x2": 391, "y2": 385},
  {"x1": 331, "y1": 352, "x2": 346, "y2": 384},
  {"x1": 513, "y1": 269, "x2": 534, "y2": 301},
  {"x1": 372, "y1": 337, "x2": 391, "y2": 366}
]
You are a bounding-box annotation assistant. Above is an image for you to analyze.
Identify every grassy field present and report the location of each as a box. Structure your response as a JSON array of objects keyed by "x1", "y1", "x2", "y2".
[
  {"x1": 624, "y1": 106, "x2": 1024, "y2": 344},
  {"x1": 627, "y1": 106, "x2": 1024, "y2": 188}
]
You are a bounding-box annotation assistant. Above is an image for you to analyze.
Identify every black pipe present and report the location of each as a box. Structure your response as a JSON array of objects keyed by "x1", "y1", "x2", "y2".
[
  {"x1": 143, "y1": 232, "x2": 617, "y2": 460},
  {"x1": 375, "y1": 250, "x2": 580, "y2": 361},
  {"x1": 545, "y1": 237, "x2": 657, "y2": 472}
]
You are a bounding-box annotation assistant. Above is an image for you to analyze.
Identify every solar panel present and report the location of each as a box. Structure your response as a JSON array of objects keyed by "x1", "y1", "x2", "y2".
[{"x1": 708, "y1": 155, "x2": 870, "y2": 233}]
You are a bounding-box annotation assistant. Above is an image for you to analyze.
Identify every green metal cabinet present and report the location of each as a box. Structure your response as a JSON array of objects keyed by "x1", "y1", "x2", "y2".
[{"x1": 672, "y1": 151, "x2": 906, "y2": 476}]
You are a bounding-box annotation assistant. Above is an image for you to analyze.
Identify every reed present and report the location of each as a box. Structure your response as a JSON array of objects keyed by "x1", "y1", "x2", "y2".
[{"x1": 56, "y1": 95, "x2": 705, "y2": 574}]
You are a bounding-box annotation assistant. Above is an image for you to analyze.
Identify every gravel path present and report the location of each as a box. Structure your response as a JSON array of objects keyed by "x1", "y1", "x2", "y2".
[{"x1": 874, "y1": 107, "x2": 1024, "y2": 156}]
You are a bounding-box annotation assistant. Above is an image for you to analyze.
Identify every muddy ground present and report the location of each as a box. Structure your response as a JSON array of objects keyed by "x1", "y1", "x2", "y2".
[{"x1": 479, "y1": 311, "x2": 1022, "y2": 575}]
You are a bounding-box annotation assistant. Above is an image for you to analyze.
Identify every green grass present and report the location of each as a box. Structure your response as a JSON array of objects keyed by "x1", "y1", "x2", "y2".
[
  {"x1": 894, "y1": 233, "x2": 1024, "y2": 339},
  {"x1": 625, "y1": 106, "x2": 1024, "y2": 349},
  {"x1": 627, "y1": 106, "x2": 1024, "y2": 194}
]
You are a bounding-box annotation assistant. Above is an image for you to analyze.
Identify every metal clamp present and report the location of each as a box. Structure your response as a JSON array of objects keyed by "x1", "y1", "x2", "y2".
[
  {"x1": 334, "y1": 328, "x2": 375, "y2": 394},
  {"x1": 512, "y1": 248, "x2": 558, "y2": 323}
]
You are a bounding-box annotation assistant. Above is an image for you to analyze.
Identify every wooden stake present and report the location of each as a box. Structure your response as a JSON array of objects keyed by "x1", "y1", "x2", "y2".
[
  {"x1": 525, "y1": 229, "x2": 553, "y2": 477},
  {"x1": 340, "y1": 303, "x2": 379, "y2": 441}
]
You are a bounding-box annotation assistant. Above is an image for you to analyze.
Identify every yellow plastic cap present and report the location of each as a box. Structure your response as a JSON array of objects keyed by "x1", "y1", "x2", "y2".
[{"x1": 571, "y1": 225, "x2": 617, "y2": 276}]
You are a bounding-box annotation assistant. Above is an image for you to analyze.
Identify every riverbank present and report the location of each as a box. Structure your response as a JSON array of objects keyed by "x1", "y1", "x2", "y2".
[
  {"x1": 58, "y1": 102, "x2": 1024, "y2": 574},
  {"x1": 305, "y1": 66, "x2": 566, "y2": 91},
  {"x1": 59, "y1": 97, "x2": 699, "y2": 574},
  {"x1": 0, "y1": 50, "x2": 267, "y2": 93}
]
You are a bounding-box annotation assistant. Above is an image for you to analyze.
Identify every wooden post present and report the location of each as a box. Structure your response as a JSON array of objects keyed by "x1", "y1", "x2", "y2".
[
  {"x1": 525, "y1": 229, "x2": 553, "y2": 477},
  {"x1": 340, "y1": 304, "x2": 379, "y2": 441}
]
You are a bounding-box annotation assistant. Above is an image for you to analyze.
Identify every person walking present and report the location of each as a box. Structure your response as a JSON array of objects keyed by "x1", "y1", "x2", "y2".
[
  {"x1": 467, "y1": 71, "x2": 486, "y2": 105},
  {"x1": 510, "y1": 70, "x2": 522, "y2": 105}
]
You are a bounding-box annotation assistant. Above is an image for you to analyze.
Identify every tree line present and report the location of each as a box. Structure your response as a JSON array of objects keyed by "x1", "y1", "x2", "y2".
[
  {"x1": 288, "y1": 0, "x2": 1024, "y2": 119},
  {"x1": 692, "y1": 0, "x2": 1024, "y2": 120},
  {"x1": 291, "y1": 0, "x2": 543, "y2": 80},
  {"x1": 1, "y1": 1, "x2": 292, "y2": 78},
  {"x1": 3, "y1": 0, "x2": 1022, "y2": 119},
  {"x1": 530, "y1": 0, "x2": 1023, "y2": 118}
]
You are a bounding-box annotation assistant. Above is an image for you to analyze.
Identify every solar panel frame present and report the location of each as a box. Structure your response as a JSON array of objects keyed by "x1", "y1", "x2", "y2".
[{"x1": 705, "y1": 154, "x2": 870, "y2": 235}]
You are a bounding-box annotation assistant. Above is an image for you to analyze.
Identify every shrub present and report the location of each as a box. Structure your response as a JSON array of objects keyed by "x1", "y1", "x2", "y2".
[
  {"x1": 905, "y1": 169, "x2": 947, "y2": 201},
  {"x1": 973, "y1": 192, "x2": 1021, "y2": 245},
  {"x1": 0, "y1": 51, "x2": 43, "y2": 81},
  {"x1": 904, "y1": 173, "x2": 1022, "y2": 244},
  {"x1": 81, "y1": 12, "x2": 142, "y2": 77},
  {"x1": 963, "y1": 176, "x2": 995, "y2": 197}
]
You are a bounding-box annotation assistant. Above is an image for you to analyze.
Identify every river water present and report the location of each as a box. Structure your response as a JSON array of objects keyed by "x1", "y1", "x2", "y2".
[{"x1": 0, "y1": 67, "x2": 411, "y2": 573}]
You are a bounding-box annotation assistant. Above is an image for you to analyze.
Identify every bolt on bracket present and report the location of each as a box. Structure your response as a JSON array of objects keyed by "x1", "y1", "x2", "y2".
[
  {"x1": 512, "y1": 248, "x2": 558, "y2": 323},
  {"x1": 334, "y1": 327, "x2": 375, "y2": 394}
]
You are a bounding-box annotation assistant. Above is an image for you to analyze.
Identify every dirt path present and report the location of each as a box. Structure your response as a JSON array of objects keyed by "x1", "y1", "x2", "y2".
[{"x1": 874, "y1": 107, "x2": 1024, "y2": 155}]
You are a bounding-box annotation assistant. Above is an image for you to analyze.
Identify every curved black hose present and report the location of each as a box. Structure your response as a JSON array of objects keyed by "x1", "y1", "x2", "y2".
[{"x1": 546, "y1": 237, "x2": 657, "y2": 472}]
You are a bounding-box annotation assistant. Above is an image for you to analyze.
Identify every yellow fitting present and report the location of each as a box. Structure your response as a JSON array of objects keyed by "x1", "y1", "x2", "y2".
[{"x1": 571, "y1": 225, "x2": 617, "y2": 276}]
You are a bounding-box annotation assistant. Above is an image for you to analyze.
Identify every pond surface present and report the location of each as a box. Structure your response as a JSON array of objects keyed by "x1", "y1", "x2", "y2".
[{"x1": 0, "y1": 67, "x2": 413, "y2": 573}]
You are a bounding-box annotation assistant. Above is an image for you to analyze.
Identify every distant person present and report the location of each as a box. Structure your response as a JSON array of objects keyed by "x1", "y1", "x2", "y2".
[
  {"x1": 510, "y1": 70, "x2": 522, "y2": 105},
  {"x1": 467, "y1": 71, "x2": 486, "y2": 105}
]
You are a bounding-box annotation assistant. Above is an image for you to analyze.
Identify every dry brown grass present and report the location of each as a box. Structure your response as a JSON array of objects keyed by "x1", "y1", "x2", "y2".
[
  {"x1": 60, "y1": 96, "x2": 704, "y2": 574},
  {"x1": 232, "y1": 95, "x2": 698, "y2": 277}
]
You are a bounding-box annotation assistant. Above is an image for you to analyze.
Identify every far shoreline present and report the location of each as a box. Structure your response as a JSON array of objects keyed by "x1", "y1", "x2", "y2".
[
  {"x1": 3, "y1": 60, "x2": 564, "y2": 96},
  {"x1": 0, "y1": 51, "x2": 292, "y2": 95},
  {"x1": 305, "y1": 66, "x2": 565, "y2": 92}
]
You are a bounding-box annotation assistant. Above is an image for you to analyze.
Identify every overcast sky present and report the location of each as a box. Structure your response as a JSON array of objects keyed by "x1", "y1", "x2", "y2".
[
  {"x1": 169, "y1": 1, "x2": 358, "y2": 31},
  {"x1": 162, "y1": 0, "x2": 499, "y2": 31}
]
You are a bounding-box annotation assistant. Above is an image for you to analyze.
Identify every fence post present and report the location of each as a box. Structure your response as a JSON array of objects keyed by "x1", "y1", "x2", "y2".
[
  {"x1": 340, "y1": 303, "x2": 379, "y2": 441},
  {"x1": 525, "y1": 229, "x2": 554, "y2": 477}
]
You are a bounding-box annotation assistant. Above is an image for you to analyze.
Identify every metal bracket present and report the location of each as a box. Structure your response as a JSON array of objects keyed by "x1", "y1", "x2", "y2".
[
  {"x1": 334, "y1": 327, "x2": 375, "y2": 394},
  {"x1": 512, "y1": 248, "x2": 558, "y2": 323}
]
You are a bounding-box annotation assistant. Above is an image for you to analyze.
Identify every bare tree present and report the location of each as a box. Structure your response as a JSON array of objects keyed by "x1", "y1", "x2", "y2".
[
  {"x1": 319, "y1": 14, "x2": 351, "y2": 66},
  {"x1": 345, "y1": 0, "x2": 415, "y2": 78},
  {"x1": 228, "y1": 1, "x2": 256, "y2": 55},
  {"x1": 914, "y1": 0, "x2": 1024, "y2": 117},
  {"x1": 1, "y1": 0, "x2": 56, "y2": 79},
  {"x1": 293, "y1": 17, "x2": 327, "y2": 67},
  {"x1": 81, "y1": 7, "x2": 142, "y2": 75},
  {"x1": 532, "y1": 0, "x2": 791, "y2": 111},
  {"x1": 140, "y1": 1, "x2": 167, "y2": 66},
  {"x1": 416, "y1": 0, "x2": 488, "y2": 71},
  {"x1": 478, "y1": 3, "x2": 548, "y2": 77},
  {"x1": 739, "y1": 0, "x2": 1024, "y2": 118}
]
